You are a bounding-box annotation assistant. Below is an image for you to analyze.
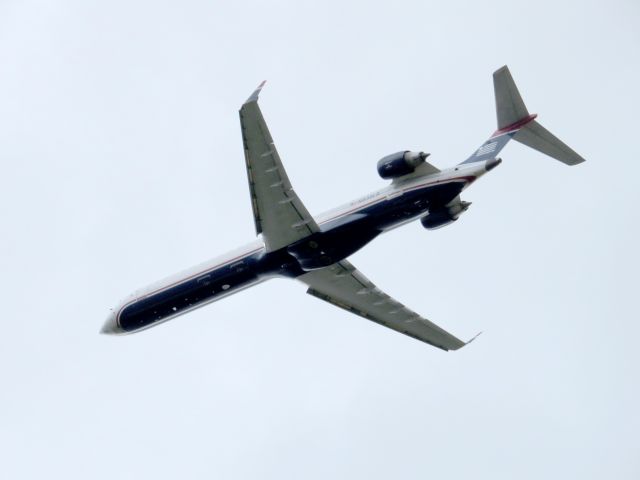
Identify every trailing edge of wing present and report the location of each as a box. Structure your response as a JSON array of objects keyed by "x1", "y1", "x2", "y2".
[
  {"x1": 239, "y1": 83, "x2": 319, "y2": 252},
  {"x1": 299, "y1": 260, "x2": 472, "y2": 351}
]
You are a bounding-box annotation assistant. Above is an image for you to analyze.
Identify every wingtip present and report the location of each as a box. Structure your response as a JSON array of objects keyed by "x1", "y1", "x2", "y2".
[
  {"x1": 569, "y1": 155, "x2": 587, "y2": 166},
  {"x1": 244, "y1": 80, "x2": 267, "y2": 105}
]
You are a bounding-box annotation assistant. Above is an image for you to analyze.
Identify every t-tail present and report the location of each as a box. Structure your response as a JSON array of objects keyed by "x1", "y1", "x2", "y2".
[{"x1": 461, "y1": 65, "x2": 586, "y2": 166}]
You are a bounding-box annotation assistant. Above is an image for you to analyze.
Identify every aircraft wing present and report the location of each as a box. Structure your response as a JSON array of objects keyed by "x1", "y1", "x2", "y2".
[
  {"x1": 239, "y1": 82, "x2": 320, "y2": 252},
  {"x1": 298, "y1": 260, "x2": 471, "y2": 351}
]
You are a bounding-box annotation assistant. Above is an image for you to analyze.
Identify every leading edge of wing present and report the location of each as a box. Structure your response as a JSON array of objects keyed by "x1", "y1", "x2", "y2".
[{"x1": 238, "y1": 82, "x2": 320, "y2": 252}]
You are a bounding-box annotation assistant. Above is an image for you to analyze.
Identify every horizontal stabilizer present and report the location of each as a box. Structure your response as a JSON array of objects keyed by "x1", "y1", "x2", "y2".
[{"x1": 514, "y1": 120, "x2": 585, "y2": 165}]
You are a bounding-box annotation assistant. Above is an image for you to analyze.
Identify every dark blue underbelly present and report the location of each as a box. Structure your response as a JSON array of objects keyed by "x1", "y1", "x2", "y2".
[
  {"x1": 117, "y1": 248, "x2": 306, "y2": 332},
  {"x1": 118, "y1": 264, "x2": 258, "y2": 332}
]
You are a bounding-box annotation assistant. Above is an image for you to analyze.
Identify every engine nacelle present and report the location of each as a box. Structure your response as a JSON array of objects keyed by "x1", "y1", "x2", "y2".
[
  {"x1": 377, "y1": 151, "x2": 429, "y2": 179},
  {"x1": 421, "y1": 200, "x2": 472, "y2": 230}
]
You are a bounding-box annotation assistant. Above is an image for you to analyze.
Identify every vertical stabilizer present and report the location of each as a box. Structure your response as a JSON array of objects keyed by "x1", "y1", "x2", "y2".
[{"x1": 494, "y1": 66, "x2": 530, "y2": 130}]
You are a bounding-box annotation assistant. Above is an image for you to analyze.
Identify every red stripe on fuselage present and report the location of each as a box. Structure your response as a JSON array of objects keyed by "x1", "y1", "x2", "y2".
[
  {"x1": 319, "y1": 175, "x2": 476, "y2": 225},
  {"x1": 318, "y1": 175, "x2": 476, "y2": 224}
]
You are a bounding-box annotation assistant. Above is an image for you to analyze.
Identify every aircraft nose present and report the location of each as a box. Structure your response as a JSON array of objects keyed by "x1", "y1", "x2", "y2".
[{"x1": 100, "y1": 311, "x2": 122, "y2": 335}]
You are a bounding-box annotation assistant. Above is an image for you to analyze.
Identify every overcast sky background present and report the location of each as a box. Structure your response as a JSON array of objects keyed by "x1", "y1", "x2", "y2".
[{"x1": 1, "y1": 1, "x2": 639, "y2": 478}]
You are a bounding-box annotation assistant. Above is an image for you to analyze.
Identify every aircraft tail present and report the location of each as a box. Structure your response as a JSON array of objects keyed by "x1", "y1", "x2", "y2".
[
  {"x1": 494, "y1": 66, "x2": 585, "y2": 165},
  {"x1": 461, "y1": 66, "x2": 585, "y2": 166}
]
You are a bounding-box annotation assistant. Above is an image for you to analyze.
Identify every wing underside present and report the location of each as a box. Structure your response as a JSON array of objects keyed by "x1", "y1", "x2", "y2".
[
  {"x1": 239, "y1": 82, "x2": 319, "y2": 252},
  {"x1": 299, "y1": 260, "x2": 470, "y2": 351}
]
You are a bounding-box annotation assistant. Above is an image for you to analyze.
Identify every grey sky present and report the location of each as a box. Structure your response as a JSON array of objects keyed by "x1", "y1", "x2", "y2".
[{"x1": 1, "y1": 0, "x2": 639, "y2": 478}]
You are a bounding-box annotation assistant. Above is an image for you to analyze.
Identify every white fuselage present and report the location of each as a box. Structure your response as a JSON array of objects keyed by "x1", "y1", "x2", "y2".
[{"x1": 102, "y1": 159, "x2": 493, "y2": 335}]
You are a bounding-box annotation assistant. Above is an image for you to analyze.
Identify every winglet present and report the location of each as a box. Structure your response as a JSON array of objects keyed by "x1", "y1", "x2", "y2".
[
  {"x1": 465, "y1": 331, "x2": 483, "y2": 345},
  {"x1": 244, "y1": 80, "x2": 267, "y2": 105}
]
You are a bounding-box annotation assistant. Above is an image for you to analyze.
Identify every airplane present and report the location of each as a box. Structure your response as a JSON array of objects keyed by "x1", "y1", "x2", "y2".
[{"x1": 101, "y1": 66, "x2": 585, "y2": 351}]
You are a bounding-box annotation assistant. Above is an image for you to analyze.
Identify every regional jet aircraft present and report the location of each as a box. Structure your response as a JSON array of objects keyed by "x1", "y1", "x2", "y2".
[{"x1": 101, "y1": 66, "x2": 584, "y2": 351}]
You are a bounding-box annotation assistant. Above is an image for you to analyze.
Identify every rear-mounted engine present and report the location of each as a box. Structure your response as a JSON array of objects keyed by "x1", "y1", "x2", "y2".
[
  {"x1": 420, "y1": 200, "x2": 472, "y2": 230},
  {"x1": 377, "y1": 151, "x2": 429, "y2": 179}
]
